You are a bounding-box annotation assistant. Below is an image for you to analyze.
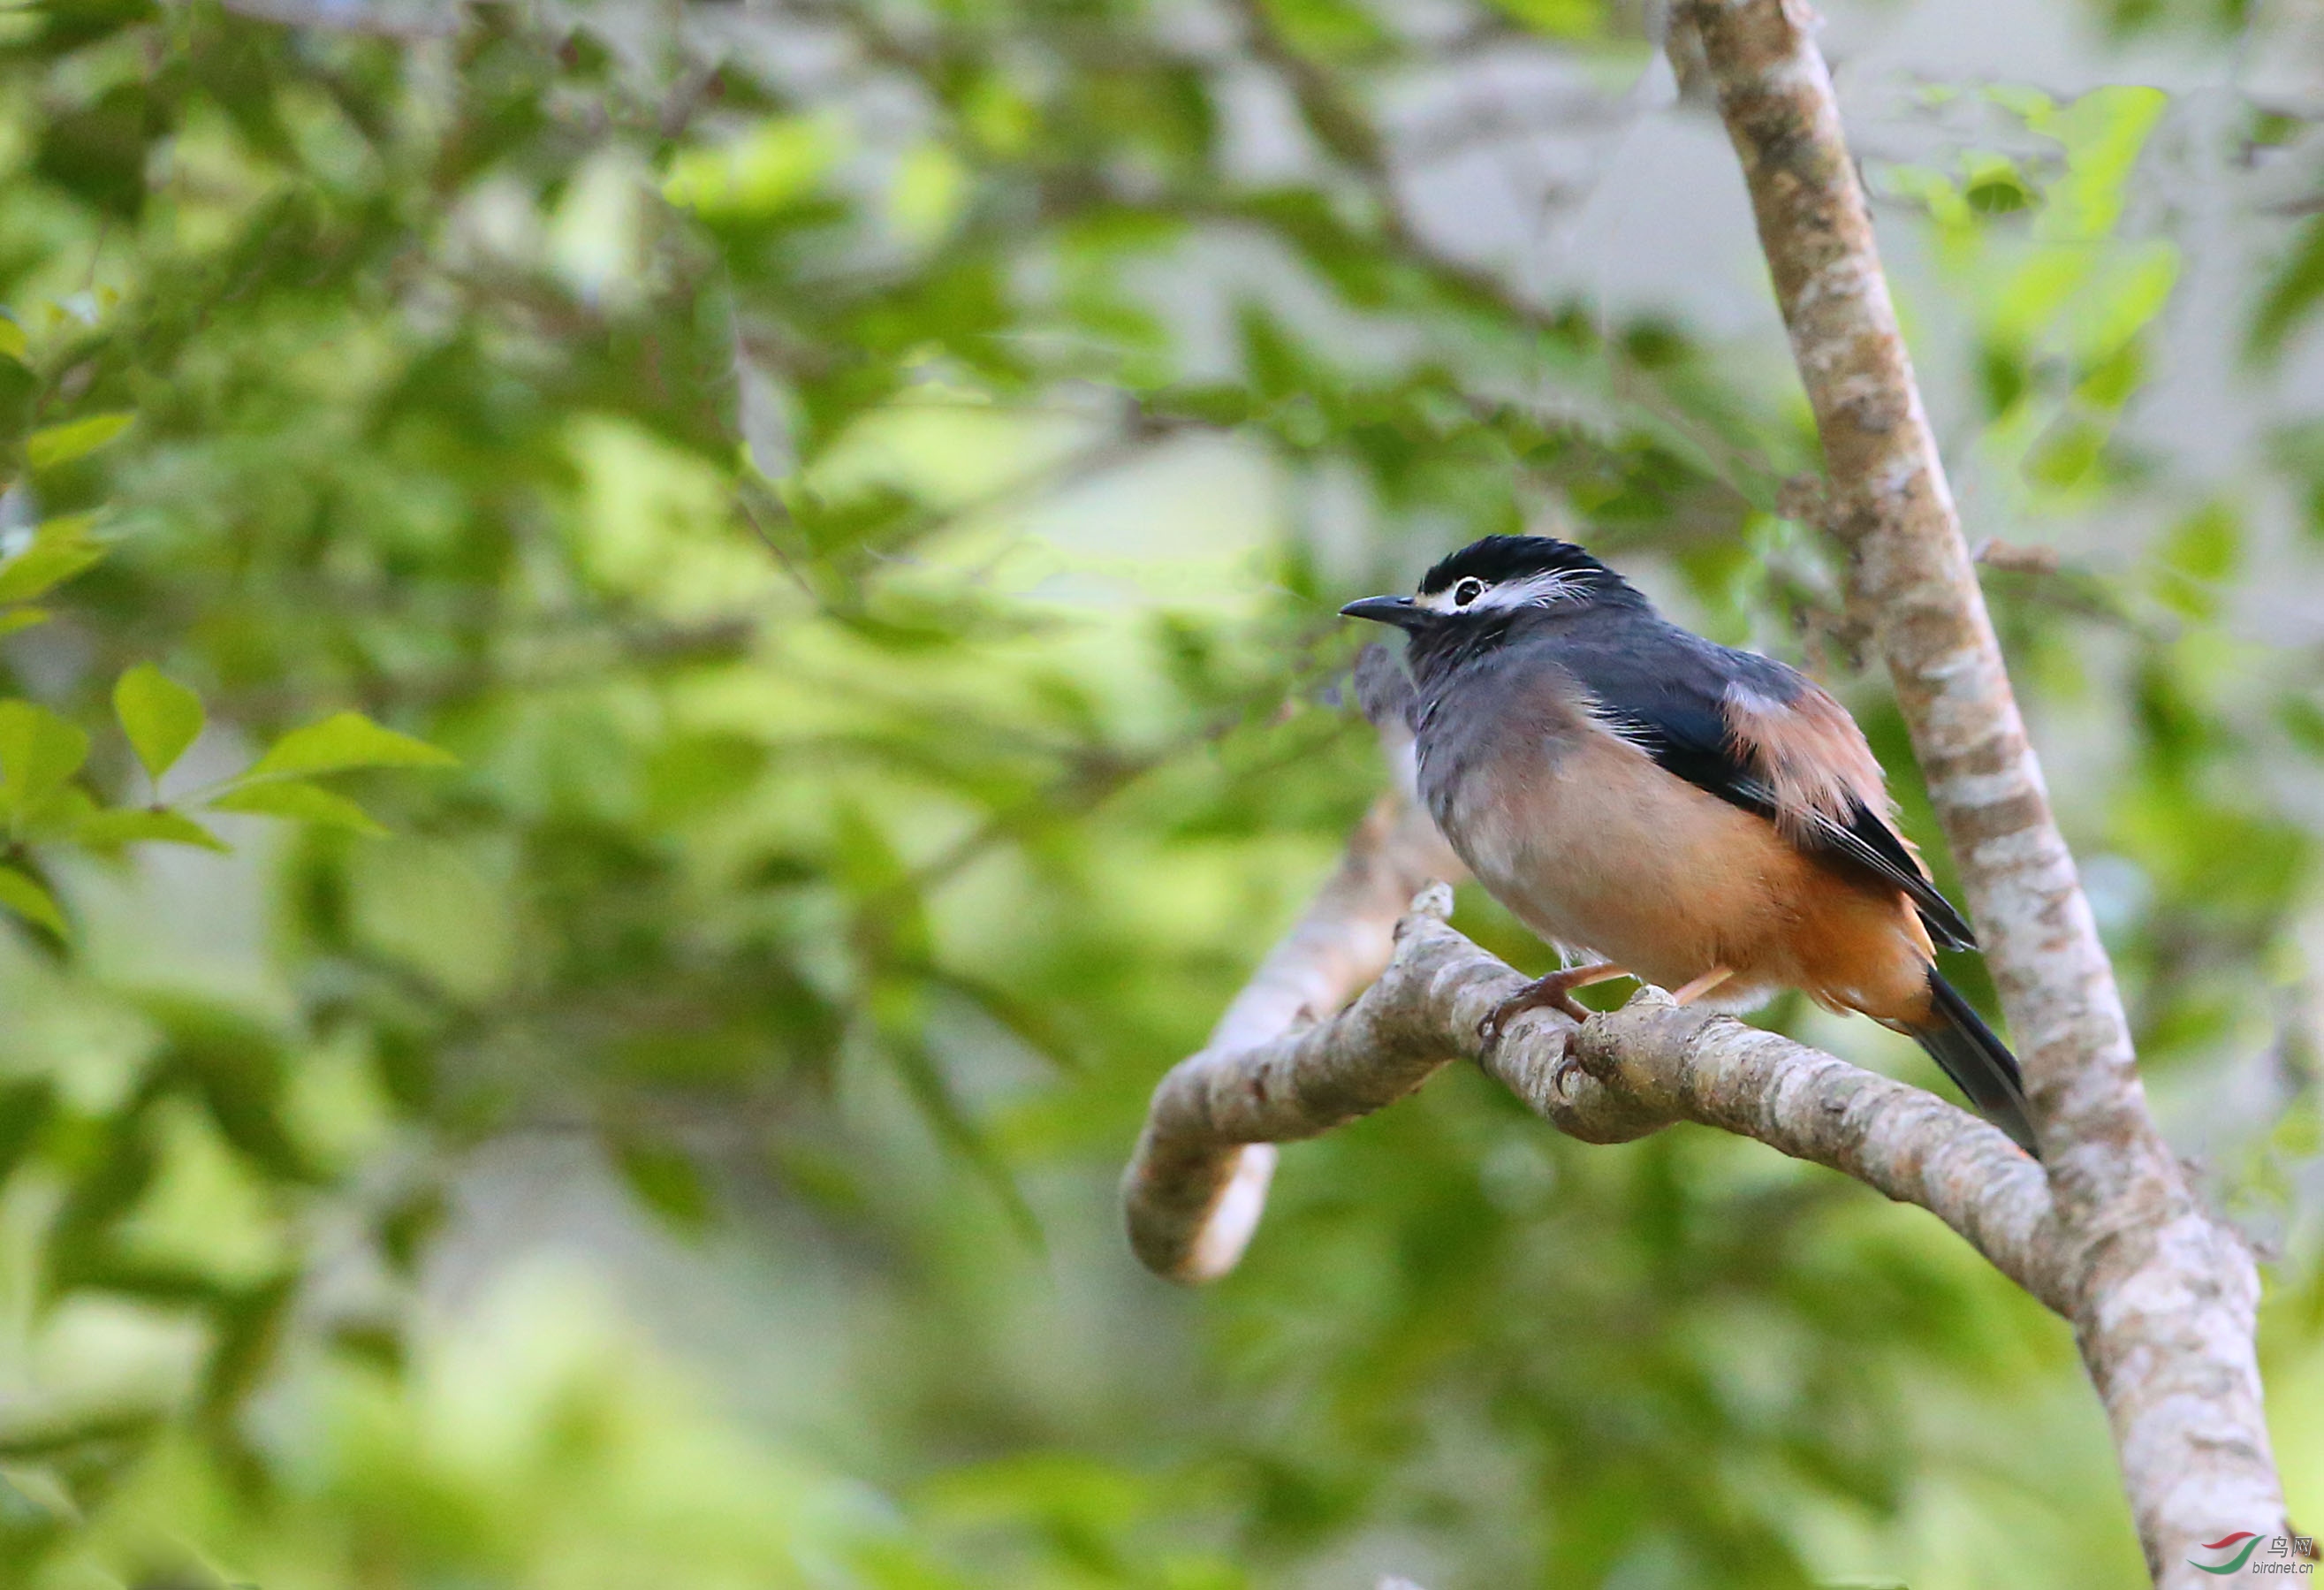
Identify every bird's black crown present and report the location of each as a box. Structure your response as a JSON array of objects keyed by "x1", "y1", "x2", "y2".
[{"x1": 1416, "y1": 535, "x2": 1640, "y2": 604}]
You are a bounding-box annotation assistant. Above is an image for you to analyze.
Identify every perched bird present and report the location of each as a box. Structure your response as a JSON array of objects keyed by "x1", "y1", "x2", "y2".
[{"x1": 1340, "y1": 534, "x2": 2039, "y2": 1155}]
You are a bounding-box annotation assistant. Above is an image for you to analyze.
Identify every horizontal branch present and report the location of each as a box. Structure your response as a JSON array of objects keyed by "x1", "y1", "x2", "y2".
[{"x1": 1127, "y1": 882, "x2": 2069, "y2": 1313}]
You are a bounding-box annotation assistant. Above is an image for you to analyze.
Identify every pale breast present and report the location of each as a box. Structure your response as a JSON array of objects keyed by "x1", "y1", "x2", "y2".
[{"x1": 1419, "y1": 682, "x2": 1799, "y2": 992}]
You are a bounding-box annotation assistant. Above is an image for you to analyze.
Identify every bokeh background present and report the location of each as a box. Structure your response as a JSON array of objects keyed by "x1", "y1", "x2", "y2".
[{"x1": 1, "y1": 0, "x2": 2321, "y2": 1584}]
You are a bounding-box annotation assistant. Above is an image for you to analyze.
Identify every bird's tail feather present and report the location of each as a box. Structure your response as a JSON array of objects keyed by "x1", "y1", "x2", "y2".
[{"x1": 1910, "y1": 970, "x2": 2040, "y2": 1158}]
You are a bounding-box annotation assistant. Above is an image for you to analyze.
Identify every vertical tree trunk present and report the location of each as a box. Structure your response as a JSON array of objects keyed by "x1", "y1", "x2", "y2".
[{"x1": 1675, "y1": 2, "x2": 2288, "y2": 1579}]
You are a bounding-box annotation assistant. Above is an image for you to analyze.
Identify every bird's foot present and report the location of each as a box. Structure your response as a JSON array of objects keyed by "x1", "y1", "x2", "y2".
[
  {"x1": 1668, "y1": 965, "x2": 1735, "y2": 1007},
  {"x1": 1478, "y1": 962, "x2": 1627, "y2": 1048}
]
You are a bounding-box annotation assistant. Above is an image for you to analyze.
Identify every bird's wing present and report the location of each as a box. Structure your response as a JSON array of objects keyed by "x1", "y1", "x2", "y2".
[{"x1": 1548, "y1": 627, "x2": 1978, "y2": 953}]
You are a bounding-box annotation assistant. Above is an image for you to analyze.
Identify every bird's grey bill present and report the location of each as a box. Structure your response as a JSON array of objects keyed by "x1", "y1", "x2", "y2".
[{"x1": 1339, "y1": 595, "x2": 1429, "y2": 629}]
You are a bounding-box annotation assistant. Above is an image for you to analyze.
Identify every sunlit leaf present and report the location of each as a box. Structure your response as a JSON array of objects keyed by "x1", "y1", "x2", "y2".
[
  {"x1": 209, "y1": 780, "x2": 385, "y2": 834},
  {"x1": 0, "y1": 867, "x2": 66, "y2": 938},
  {"x1": 2067, "y1": 240, "x2": 2180, "y2": 366},
  {"x1": 0, "y1": 516, "x2": 103, "y2": 604},
  {"x1": 2030, "y1": 85, "x2": 2168, "y2": 245},
  {"x1": 24, "y1": 412, "x2": 133, "y2": 470},
  {"x1": 0, "y1": 320, "x2": 25, "y2": 363},
  {"x1": 113, "y1": 664, "x2": 205, "y2": 781},
  {"x1": 961, "y1": 72, "x2": 1036, "y2": 156},
  {"x1": 891, "y1": 141, "x2": 969, "y2": 247},
  {"x1": 1483, "y1": 0, "x2": 1604, "y2": 39},
  {"x1": 663, "y1": 117, "x2": 836, "y2": 217},
  {"x1": 76, "y1": 807, "x2": 228, "y2": 852},
  {"x1": 2153, "y1": 501, "x2": 2242, "y2": 620},
  {"x1": 1260, "y1": 0, "x2": 1391, "y2": 58},
  {"x1": 0, "y1": 700, "x2": 89, "y2": 826},
  {"x1": 245, "y1": 711, "x2": 456, "y2": 779}
]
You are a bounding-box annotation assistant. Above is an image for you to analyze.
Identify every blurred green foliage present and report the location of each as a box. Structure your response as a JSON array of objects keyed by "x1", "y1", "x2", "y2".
[{"x1": 0, "y1": 0, "x2": 2318, "y2": 1586}]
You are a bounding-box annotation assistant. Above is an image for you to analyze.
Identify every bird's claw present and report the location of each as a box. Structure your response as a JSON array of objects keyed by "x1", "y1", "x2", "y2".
[{"x1": 1477, "y1": 971, "x2": 1597, "y2": 1050}]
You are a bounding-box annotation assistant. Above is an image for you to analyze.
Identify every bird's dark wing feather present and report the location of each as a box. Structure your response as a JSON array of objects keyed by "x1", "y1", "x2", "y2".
[{"x1": 1536, "y1": 625, "x2": 1978, "y2": 953}]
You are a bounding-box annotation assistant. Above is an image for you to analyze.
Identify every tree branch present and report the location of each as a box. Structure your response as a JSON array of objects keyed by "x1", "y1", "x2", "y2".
[
  {"x1": 1128, "y1": 870, "x2": 2072, "y2": 1310},
  {"x1": 1121, "y1": 650, "x2": 1465, "y2": 1282},
  {"x1": 1124, "y1": 654, "x2": 2068, "y2": 1304},
  {"x1": 1674, "y1": 1, "x2": 2286, "y2": 1579}
]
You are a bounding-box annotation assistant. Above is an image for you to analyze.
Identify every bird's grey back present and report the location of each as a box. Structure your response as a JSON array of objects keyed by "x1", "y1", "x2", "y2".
[
  {"x1": 1403, "y1": 605, "x2": 1817, "y2": 831},
  {"x1": 1504, "y1": 609, "x2": 1809, "y2": 719}
]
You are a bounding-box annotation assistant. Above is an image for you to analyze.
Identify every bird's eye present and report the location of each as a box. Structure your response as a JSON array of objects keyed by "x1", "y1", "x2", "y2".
[{"x1": 1454, "y1": 579, "x2": 1485, "y2": 607}]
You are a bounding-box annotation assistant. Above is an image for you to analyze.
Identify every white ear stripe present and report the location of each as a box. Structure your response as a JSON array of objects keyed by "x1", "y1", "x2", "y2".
[
  {"x1": 1412, "y1": 568, "x2": 1584, "y2": 613},
  {"x1": 1472, "y1": 570, "x2": 1582, "y2": 610}
]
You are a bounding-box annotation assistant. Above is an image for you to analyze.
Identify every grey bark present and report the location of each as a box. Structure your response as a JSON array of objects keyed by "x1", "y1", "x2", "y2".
[{"x1": 1676, "y1": 2, "x2": 2285, "y2": 1579}]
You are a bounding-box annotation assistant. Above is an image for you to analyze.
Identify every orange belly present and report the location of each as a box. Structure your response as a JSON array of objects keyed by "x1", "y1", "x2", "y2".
[{"x1": 1439, "y1": 725, "x2": 1934, "y2": 1023}]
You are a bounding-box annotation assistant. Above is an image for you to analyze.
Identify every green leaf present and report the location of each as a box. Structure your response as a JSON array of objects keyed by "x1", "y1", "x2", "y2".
[
  {"x1": 2282, "y1": 695, "x2": 2324, "y2": 761},
  {"x1": 0, "y1": 516, "x2": 104, "y2": 604},
  {"x1": 0, "y1": 610, "x2": 50, "y2": 638},
  {"x1": 0, "y1": 700, "x2": 89, "y2": 826},
  {"x1": 2250, "y1": 213, "x2": 2324, "y2": 363},
  {"x1": 611, "y1": 1137, "x2": 713, "y2": 1235},
  {"x1": 1963, "y1": 166, "x2": 2035, "y2": 215},
  {"x1": 0, "y1": 320, "x2": 25, "y2": 364},
  {"x1": 113, "y1": 665, "x2": 205, "y2": 781},
  {"x1": 1484, "y1": 0, "x2": 1603, "y2": 40},
  {"x1": 245, "y1": 711, "x2": 457, "y2": 779},
  {"x1": 0, "y1": 867, "x2": 66, "y2": 938},
  {"x1": 889, "y1": 141, "x2": 969, "y2": 247},
  {"x1": 206, "y1": 1275, "x2": 297, "y2": 1414},
  {"x1": 76, "y1": 807, "x2": 228, "y2": 852},
  {"x1": 663, "y1": 117, "x2": 836, "y2": 218},
  {"x1": 0, "y1": 1407, "x2": 163, "y2": 1464},
  {"x1": 209, "y1": 780, "x2": 385, "y2": 834},
  {"x1": 24, "y1": 412, "x2": 133, "y2": 470},
  {"x1": 1262, "y1": 0, "x2": 1391, "y2": 58},
  {"x1": 378, "y1": 1185, "x2": 447, "y2": 1274},
  {"x1": 0, "y1": 1076, "x2": 56, "y2": 1188},
  {"x1": 2030, "y1": 85, "x2": 2169, "y2": 246}
]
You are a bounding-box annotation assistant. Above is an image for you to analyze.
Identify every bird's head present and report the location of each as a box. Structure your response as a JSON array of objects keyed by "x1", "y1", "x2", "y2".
[{"x1": 1339, "y1": 535, "x2": 1646, "y2": 636}]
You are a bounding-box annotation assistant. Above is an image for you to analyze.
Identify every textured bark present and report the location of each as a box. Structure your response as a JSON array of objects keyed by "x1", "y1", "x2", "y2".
[
  {"x1": 1126, "y1": 879, "x2": 2071, "y2": 1311},
  {"x1": 1676, "y1": 2, "x2": 2284, "y2": 1580}
]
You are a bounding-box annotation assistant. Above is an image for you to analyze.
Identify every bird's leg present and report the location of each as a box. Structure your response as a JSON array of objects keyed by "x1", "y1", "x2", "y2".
[
  {"x1": 1669, "y1": 966, "x2": 1735, "y2": 1007},
  {"x1": 1479, "y1": 961, "x2": 1629, "y2": 1046}
]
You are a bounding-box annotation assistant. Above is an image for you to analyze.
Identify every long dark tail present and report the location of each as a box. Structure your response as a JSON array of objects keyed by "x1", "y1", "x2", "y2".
[{"x1": 1910, "y1": 970, "x2": 2040, "y2": 1158}]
